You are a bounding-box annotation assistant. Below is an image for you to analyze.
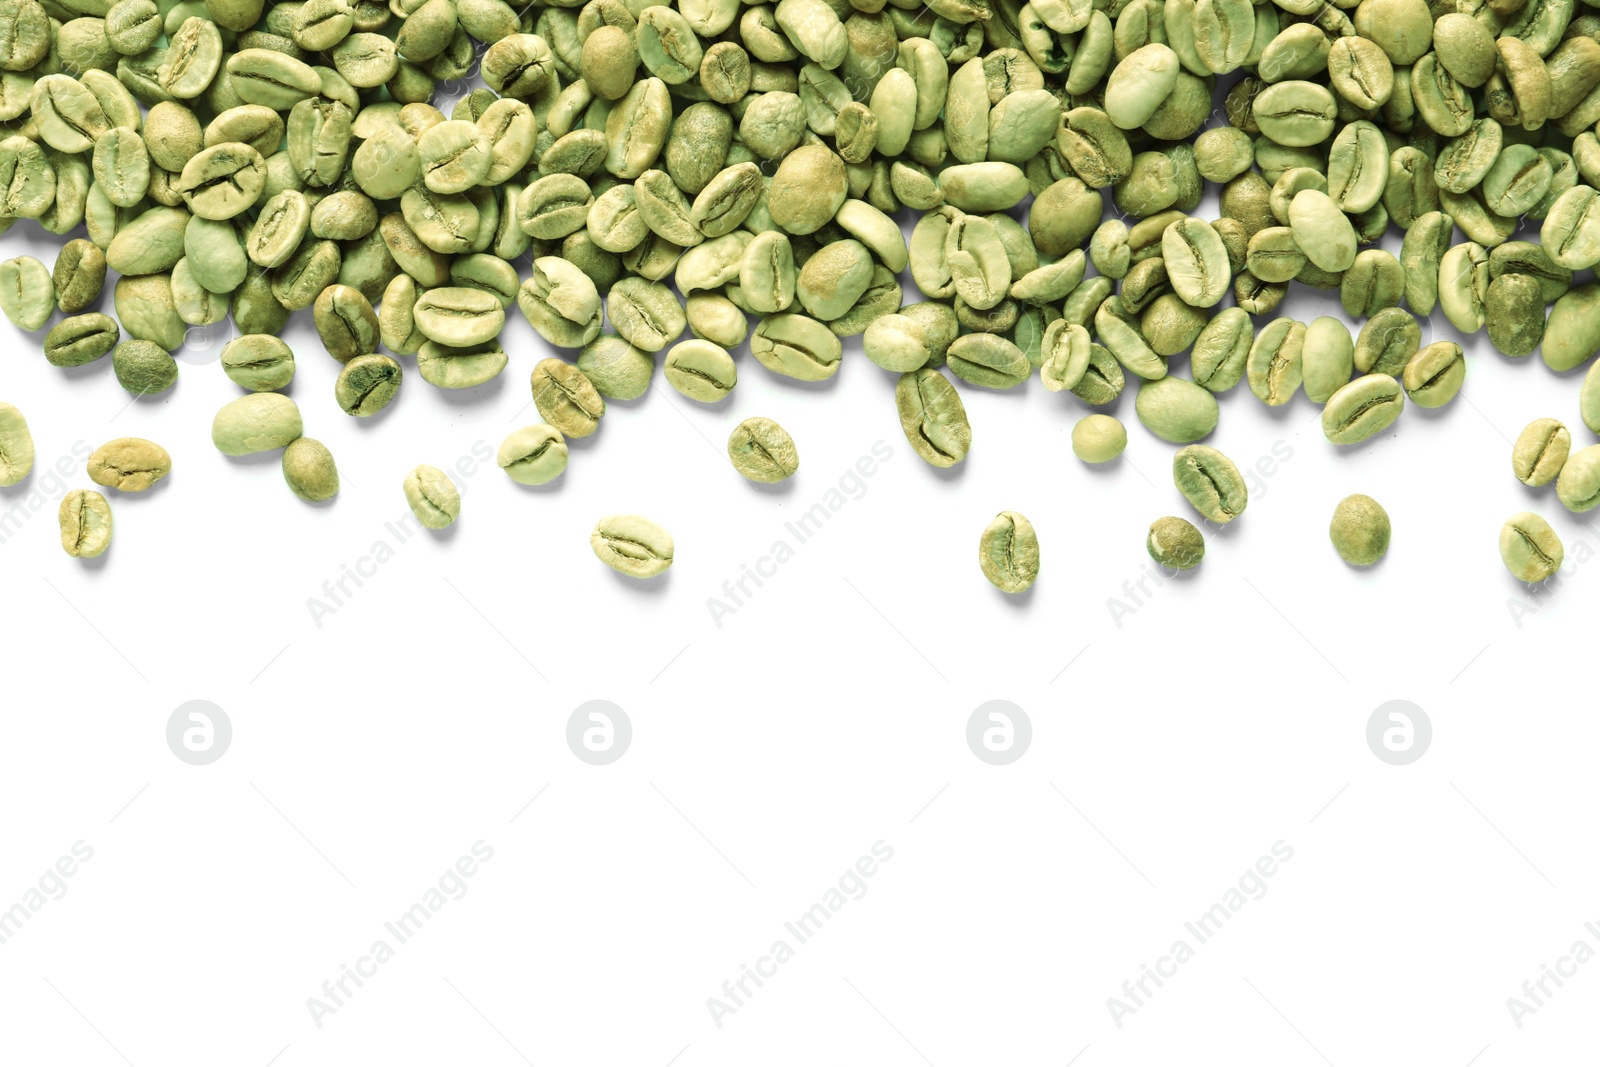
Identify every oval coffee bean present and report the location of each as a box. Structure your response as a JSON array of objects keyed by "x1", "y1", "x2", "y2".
[
  {"x1": 1557, "y1": 445, "x2": 1600, "y2": 514},
  {"x1": 403, "y1": 464, "x2": 461, "y2": 530},
  {"x1": 1135, "y1": 376, "x2": 1218, "y2": 443},
  {"x1": 1500, "y1": 511, "x2": 1563, "y2": 582},
  {"x1": 591, "y1": 514, "x2": 674, "y2": 578},
  {"x1": 282, "y1": 438, "x2": 340, "y2": 503},
  {"x1": 978, "y1": 511, "x2": 1040, "y2": 594},
  {"x1": 1322, "y1": 374, "x2": 1405, "y2": 445},
  {"x1": 663, "y1": 338, "x2": 737, "y2": 402},
  {"x1": 1172, "y1": 444, "x2": 1247, "y2": 524},
  {"x1": 895, "y1": 368, "x2": 971, "y2": 468},
  {"x1": 1512, "y1": 418, "x2": 1570, "y2": 487},
  {"x1": 727, "y1": 417, "x2": 799, "y2": 484},
  {"x1": 335, "y1": 354, "x2": 403, "y2": 417},
  {"x1": 59, "y1": 489, "x2": 113, "y2": 559},
  {"x1": 497, "y1": 424, "x2": 569, "y2": 486},
  {"x1": 412, "y1": 286, "x2": 505, "y2": 347},
  {"x1": 1401, "y1": 341, "x2": 1465, "y2": 408},
  {"x1": 530, "y1": 357, "x2": 606, "y2": 437},
  {"x1": 0, "y1": 400, "x2": 35, "y2": 486},
  {"x1": 87, "y1": 437, "x2": 170, "y2": 492},
  {"x1": 1161, "y1": 217, "x2": 1230, "y2": 307}
]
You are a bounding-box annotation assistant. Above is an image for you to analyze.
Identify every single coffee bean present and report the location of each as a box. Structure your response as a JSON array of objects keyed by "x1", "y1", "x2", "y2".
[
  {"x1": 1512, "y1": 419, "x2": 1570, "y2": 487},
  {"x1": 282, "y1": 437, "x2": 340, "y2": 502},
  {"x1": 310, "y1": 286, "x2": 379, "y2": 366},
  {"x1": 1500, "y1": 511, "x2": 1563, "y2": 582},
  {"x1": 1159, "y1": 216, "x2": 1230, "y2": 308},
  {"x1": 497, "y1": 423, "x2": 569, "y2": 486},
  {"x1": 727, "y1": 416, "x2": 799, "y2": 483},
  {"x1": 411, "y1": 286, "x2": 505, "y2": 347},
  {"x1": 335, "y1": 354, "x2": 403, "y2": 417},
  {"x1": 1072, "y1": 414, "x2": 1126, "y2": 463},
  {"x1": 978, "y1": 511, "x2": 1040, "y2": 594},
  {"x1": 1173, "y1": 444, "x2": 1247, "y2": 524},
  {"x1": 1147, "y1": 515, "x2": 1204, "y2": 570},
  {"x1": 1246, "y1": 317, "x2": 1305, "y2": 406},
  {"x1": 1484, "y1": 274, "x2": 1546, "y2": 358},
  {"x1": 896, "y1": 367, "x2": 971, "y2": 468},
  {"x1": 591, "y1": 513, "x2": 674, "y2": 578},
  {"x1": 1329, "y1": 494, "x2": 1390, "y2": 566},
  {"x1": 221, "y1": 335, "x2": 296, "y2": 392},
  {"x1": 947, "y1": 333, "x2": 1030, "y2": 389},
  {"x1": 417, "y1": 340, "x2": 509, "y2": 390},
  {"x1": 1191, "y1": 307, "x2": 1253, "y2": 393},
  {"x1": 44, "y1": 314, "x2": 120, "y2": 368},
  {"x1": 663, "y1": 338, "x2": 737, "y2": 402},
  {"x1": 1402, "y1": 341, "x2": 1466, "y2": 408},
  {"x1": 59, "y1": 489, "x2": 113, "y2": 559},
  {"x1": 1353, "y1": 308, "x2": 1420, "y2": 376},
  {"x1": 1323, "y1": 374, "x2": 1405, "y2": 445},
  {"x1": 531, "y1": 357, "x2": 605, "y2": 437},
  {"x1": 403, "y1": 464, "x2": 460, "y2": 530},
  {"x1": 1301, "y1": 316, "x2": 1354, "y2": 404},
  {"x1": 1135, "y1": 376, "x2": 1218, "y2": 443},
  {"x1": 53, "y1": 239, "x2": 107, "y2": 314},
  {"x1": 1287, "y1": 189, "x2": 1356, "y2": 272},
  {"x1": 212, "y1": 393, "x2": 304, "y2": 455},
  {"x1": 1040, "y1": 321, "x2": 1091, "y2": 392},
  {"x1": 577, "y1": 336, "x2": 654, "y2": 401},
  {"x1": 0, "y1": 256, "x2": 55, "y2": 330},
  {"x1": 751, "y1": 313, "x2": 842, "y2": 381},
  {"x1": 0, "y1": 400, "x2": 34, "y2": 486},
  {"x1": 87, "y1": 437, "x2": 170, "y2": 492},
  {"x1": 1438, "y1": 242, "x2": 1490, "y2": 334},
  {"x1": 1557, "y1": 445, "x2": 1600, "y2": 513},
  {"x1": 112, "y1": 340, "x2": 178, "y2": 397},
  {"x1": 1542, "y1": 186, "x2": 1600, "y2": 270}
]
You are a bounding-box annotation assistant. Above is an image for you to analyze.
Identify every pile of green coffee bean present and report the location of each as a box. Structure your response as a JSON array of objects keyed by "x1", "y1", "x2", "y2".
[{"x1": 1, "y1": 0, "x2": 1600, "y2": 582}]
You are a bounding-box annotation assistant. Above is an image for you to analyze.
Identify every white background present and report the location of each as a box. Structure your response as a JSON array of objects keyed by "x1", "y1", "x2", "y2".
[{"x1": 3, "y1": 181, "x2": 1600, "y2": 1067}]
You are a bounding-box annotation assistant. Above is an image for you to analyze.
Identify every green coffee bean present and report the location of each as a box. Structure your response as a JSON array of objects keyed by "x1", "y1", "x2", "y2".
[
  {"x1": 1172, "y1": 444, "x2": 1247, "y2": 524},
  {"x1": 0, "y1": 401, "x2": 33, "y2": 486},
  {"x1": 1401, "y1": 342, "x2": 1465, "y2": 408},
  {"x1": 278, "y1": 438, "x2": 339, "y2": 503},
  {"x1": 1354, "y1": 308, "x2": 1420, "y2": 376},
  {"x1": 531, "y1": 357, "x2": 605, "y2": 437},
  {"x1": 86, "y1": 437, "x2": 170, "y2": 493},
  {"x1": 0, "y1": 255, "x2": 55, "y2": 329},
  {"x1": 1302, "y1": 316, "x2": 1354, "y2": 404},
  {"x1": 44, "y1": 313, "x2": 119, "y2": 367},
  {"x1": 1484, "y1": 274, "x2": 1546, "y2": 358},
  {"x1": 945, "y1": 333, "x2": 1027, "y2": 390},
  {"x1": 896, "y1": 367, "x2": 969, "y2": 467},
  {"x1": 497, "y1": 424, "x2": 568, "y2": 486},
  {"x1": 1147, "y1": 515, "x2": 1204, "y2": 570},
  {"x1": 977, "y1": 511, "x2": 1040, "y2": 594},
  {"x1": 1246, "y1": 317, "x2": 1304, "y2": 406},
  {"x1": 404, "y1": 464, "x2": 461, "y2": 530},
  {"x1": 59, "y1": 489, "x2": 113, "y2": 559},
  {"x1": 1329, "y1": 494, "x2": 1390, "y2": 566},
  {"x1": 222, "y1": 334, "x2": 296, "y2": 392},
  {"x1": 590, "y1": 513, "x2": 674, "y2": 578},
  {"x1": 335, "y1": 354, "x2": 402, "y2": 417},
  {"x1": 1135, "y1": 376, "x2": 1217, "y2": 443},
  {"x1": 1500, "y1": 511, "x2": 1563, "y2": 582},
  {"x1": 727, "y1": 416, "x2": 799, "y2": 483},
  {"x1": 751, "y1": 312, "x2": 841, "y2": 381},
  {"x1": 212, "y1": 392, "x2": 303, "y2": 454},
  {"x1": 1323, "y1": 374, "x2": 1405, "y2": 445},
  {"x1": 1512, "y1": 419, "x2": 1570, "y2": 487},
  {"x1": 1544, "y1": 284, "x2": 1600, "y2": 372},
  {"x1": 663, "y1": 338, "x2": 736, "y2": 402}
]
